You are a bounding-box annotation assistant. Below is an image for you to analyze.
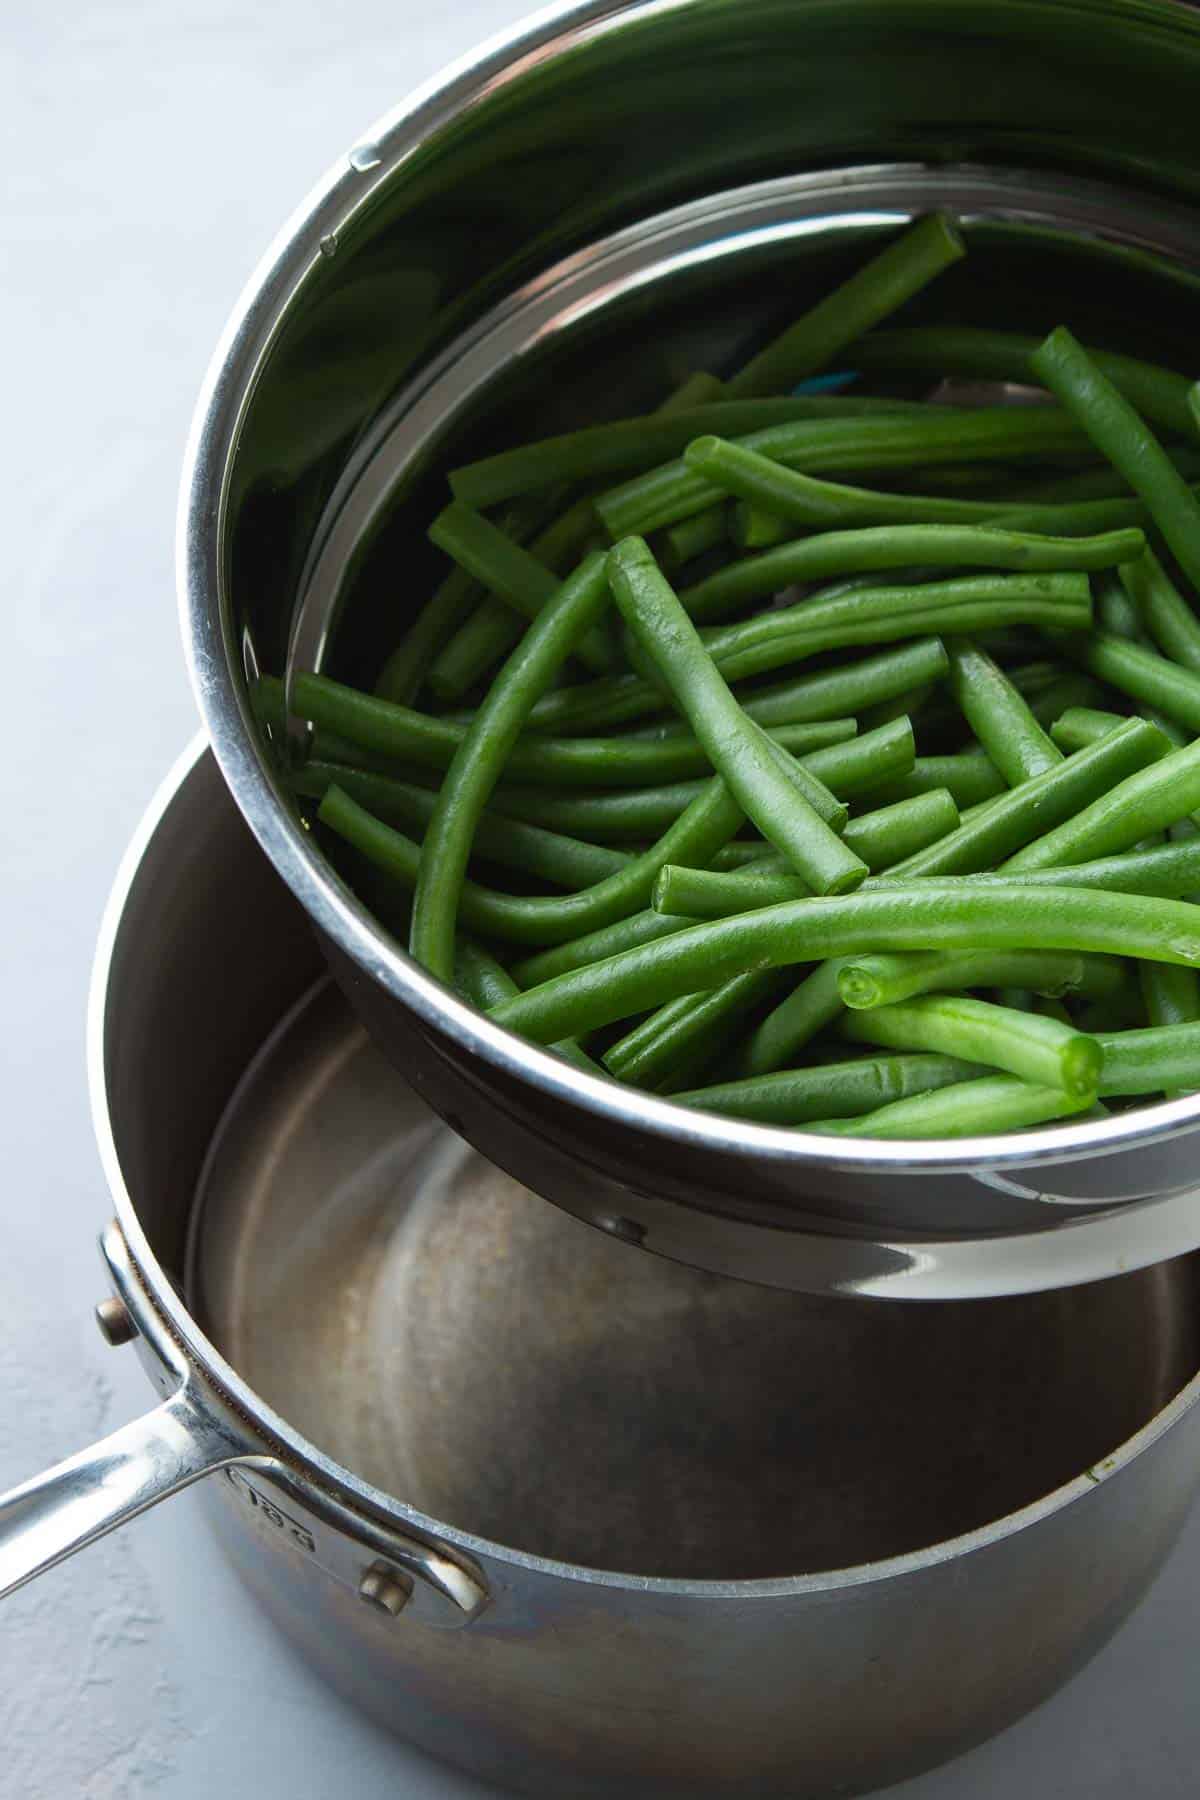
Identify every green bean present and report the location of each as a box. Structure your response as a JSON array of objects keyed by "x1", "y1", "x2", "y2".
[
  {"x1": 1137, "y1": 964, "x2": 1200, "y2": 1096},
  {"x1": 491, "y1": 780, "x2": 711, "y2": 841},
  {"x1": 1096, "y1": 570, "x2": 1149, "y2": 645},
  {"x1": 454, "y1": 941, "x2": 601, "y2": 1075},
  {"x1": 731, "y1": 959, "x2": 852, "y2": 1078},
  {"x1": 1095, "y1": 1020, "x2": 1200, "y2": 1094},
  {"x1": 1004, "y1": 738, "x2": 1200, "y2": 874},
  {"x1": 523, "y1": 637, "x2": 949, "y2": 737},
  {"x1": 487, "y1": 884, "x2": 1200, "y2": 1046},
  {"x1": 839, "y1": 993, "x2": 1101, "y2": 1095},
  {"x1": 1120, "y1": 547, "x2": 1200, "y2": 674},
  {"x1": 598, "y1": 409, "x2": 1090, "y2": 539},
  {"x1": 859, "y1": 681, "x2": 937, "y2": 735},
  {"x1": 447, "y1": 396, "x2": 924, "y2": 507},
  {"x1": 677, "y1": 416, "x2": 1096, "y2": 538},
  {"x1": 959, "y1": 839, "x2": 1200, "y2": 900},
  {"x1": 836, "y1": 949, "x2": 1123, "y2": 1010},
  {"x1": 375, "y1": 564, "x2": 480, "y2": 706},
  {"x1": 1026, "y1": 673, "x2": 1110, "y2": 730},
  {"x1": 677, "y1": 522, "x2": 1143, "y2": 624},
  {"x1": 710, "y1": 842, "x2": 776, "y2": 870},
  {"x1": 324, "y1": 773, "x2": 746, "y2": 951},
  {"x1": 435, "y1": 377, "x2": 723, "y2": 698},
  {"x1": 851, "y1": 326, "x2": 1200, "y2": 439},
  {"x1": 411, "y1": 549, "x2": 611, "y2": 973},
  {"x1": 843, "y1": 789, "x2": 961, "y2": 869},
  {"x1": 1068, "y1": 631, "x2": 1200, "y2": 734},
  {"x1": 1190, "y1": 382, "x2": 1200, "y2": 440},
  {"x1": 1030, "y1": 327, "x2": 1200, "y2": 592},
  {"x1": 427, "y1": 501, "x2": 615, "y2": 676},
  {"x1": 883, "y1": 718, "x2": 1164, "y2": 878},
  {"x1": 511, "y1": 910, "x2": 692, "y2": 989},
  {"x1": 808, "y1": 1076, "x2": 1095, "y2": 1138},
  {"x1": 1049, "y1": 707, "x2": 1140, "y2": 754},
  {"x1": 603, "y1": 970, "x2": 779, "y2": 1091},
  {"x1": 652, "y1": 842, "x2": 1200, "y2": 921},
  {"x1": 674, "y1": 1053, "x2": 984, "y2": 1125},
  {"x1": 698, "y1": 572, "x2": 1092, "y2": 686},
  {"x1": 428, "y1": 497, "x2": 602, "y2": 699},
  {"x1": 727, "y1": 214, "x2": 965, "y2": 398},
  {"x1": 607, "y1": 538, "x2": 868, "y2": 895},
  {"x1": 659, "y1": 506, "x2": 729, "y2": 569},
  {"x1": 293, "y1": 761, "x2": 632, "y2": 888},
  {"x1": 945, "y1": 639, "x2": 1062, "y2": 785},
  {"x1": 650, "y1": 792, "x2": 959, "y2": 916},
  {"x1": 868, "y1": 750, "x2": 1006, "y2": 810},
  {"x1": 290, "y1": 671, "x2": 852, "y2": 790},
  {"x1": 672, "y1": 784, "x2": 964, "y2": 889},
  {"x1": 731, "y1": 476, "x2": 1172, "y2": 540},
  {"x1": 538, "y1": 571, "x2": 1086, "y2": 741}
]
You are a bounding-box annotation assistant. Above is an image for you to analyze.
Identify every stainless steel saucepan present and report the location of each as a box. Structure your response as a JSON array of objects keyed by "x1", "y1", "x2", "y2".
[
  {"x1": 179, "y1": 0, "x2": 1200, "y2": 1295},
  {"x1": 1, "y1": 741, "x2": 1200, "y2": 1797}
]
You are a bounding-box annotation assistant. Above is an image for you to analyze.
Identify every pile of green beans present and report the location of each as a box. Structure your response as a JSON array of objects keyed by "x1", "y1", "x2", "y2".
[{"x1": 267, "y1": 215, "x2": 1200, "y2": 1139}]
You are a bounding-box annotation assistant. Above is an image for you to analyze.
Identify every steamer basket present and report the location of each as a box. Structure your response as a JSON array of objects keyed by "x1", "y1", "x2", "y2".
[{"x1": 180, "y1": 0, "x2": 1200, "y2": 1295}]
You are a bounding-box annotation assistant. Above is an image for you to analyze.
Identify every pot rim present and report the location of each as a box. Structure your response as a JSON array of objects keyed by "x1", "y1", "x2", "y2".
[
  {"x1": 88, "y1": 736, "x2": 1200, "y2": 1599},
  {"x1": 177, "y1": 0, "x2": 1200, "y2": 1185}
]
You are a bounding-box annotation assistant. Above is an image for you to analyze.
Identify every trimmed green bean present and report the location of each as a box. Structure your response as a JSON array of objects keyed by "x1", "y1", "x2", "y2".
[
  {"x1": 603, "y1": 970, "x2": 779, "y2": 1091},
  {"x1": 486, "y1": 885, "x2": 1200, "y2": 1045},
  {"x1": 731, "y1": 958, "x2": 851, "y2": 1078},
  {"x1": 1096, "y1": 570, "x2": 1149, "y2": 644},
  {"x1": 678, "y1": 523, "x2": 1143, "y2": 624},
  {"x1": 1138, "y1": 964, "x2": 1200, "y2": 1093},
  {"x1": 884, "y1": 718, "x2": 1164, "y2": 878},
  {"x1": 945, "y1": 639, "x2": 1062, "y2": 785},
  {"x1": 868, "y1": 750, "x2": 1006, "y2": 810},
  {"x1": 408, "y1": 552, "x2": 610, "y2": 975},
  {"x1": 1049, "y1": 708, "x2": 1145, "y2": 754},
  {"x1": 809, "y1": 1076, "x2": 1095, "y2": 1138},
  {"x1": 659, "y1": 506, "x2": 729, "y2": 569},
  {"x1": 454, "y1": 941, "x2": 601, "y2": 1075},
  {"x1": 839, "y1": 993, "x2": 1101, "y2": 1095},
  {"x1": 836, "y1": 949, "x2": 1123, "y2": 1010},
  {"x1": 1004, "y1": 738, "x2": 1200, "y2": 874},
  {"x1": 324, "y1": 774, "x2": 745, "y2": 950},
  {"x1": 674, "y1": 1053, "x2": 984, "y2": 1125},
  {"x1": 598, "y1": 409, "x2": 1090, "y2": 539},
  {"x1": 607, "y1": 538, "x2": 868, "y2": 896},
  {"x1": 698, "y1": 572, "x2": 1092, "y2": 687},
  {"x1": 1069, "y1": 631, "x2": 1200, "y2": 734},
  {"x1": 959, "y1": 839, "x2": 1200, "y2": 900},
  {"x1": 448, "y1": 396, "x2": 926, "y2": 508},
  {"x1": 1096, "y1": 1020, "x2": 1200, "y2": 1094},
  {"x1": 429, "y1": 497, "x2": 602, "y2": 699},
  {"x1": 843, "y1": 789, "x2": 961, "y2": 870},
  {"x1": 524, "y1": 637, "x2": 949, "y2": 737},
  {"x1": 375, "y1": 564, "x2": 479, "y2": 707},
  {"x1": 291, "y1": 671, "x2": 852, "y2": 790},
  {"x1": 293, "y1": 761, "x2": 631, "y2": 888},
  {"x1": 851, "y1": 326, "x2": 1199, "y2": 439},
  {"x1": 727, "y1": 214, "x2": 965, "y2": 398},
  {"x1": 511, "y1": 909, "x2": 692, "y2": 989},
  {"x1": 1030, "y1": 326, "x2": 1200, "y2": 591},
  {"x1": 732, "y1": 477, "x2": 1171, "y2": 540},
  {"x1": 1120, "y1": 547, "x2": 1200, "y2": 674},
  {"x1": 427, "y1": 501, "x2": 614, "y2": 676}
]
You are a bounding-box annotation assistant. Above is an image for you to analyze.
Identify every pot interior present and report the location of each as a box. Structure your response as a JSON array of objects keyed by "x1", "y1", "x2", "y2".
[{"x1": 189, "y1": 974, "x2": 1200, "y2": 1581}]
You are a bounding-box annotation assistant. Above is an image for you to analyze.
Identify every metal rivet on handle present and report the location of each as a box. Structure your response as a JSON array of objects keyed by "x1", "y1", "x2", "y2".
[
  {"x1": 358, "y1": 1563, "x2": 412, "y2": 1617},
  {"x1": 94, "y1": 1297, "x2": 139, "y2": 1347}
]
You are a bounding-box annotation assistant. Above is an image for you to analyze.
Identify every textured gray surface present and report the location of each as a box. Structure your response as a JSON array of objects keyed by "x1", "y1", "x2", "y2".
[{"x1": 1, "y1": 4, "x2": 1197, "y2": 1796}]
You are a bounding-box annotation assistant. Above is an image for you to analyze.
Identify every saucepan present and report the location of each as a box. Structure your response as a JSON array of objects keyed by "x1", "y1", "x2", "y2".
[
  {"x1": 180, "y1": 0, "x2": 1200, "y2": 1295},
  {"x1": 0, "y1": 741, "x2": 1198, "y2": 1797}
]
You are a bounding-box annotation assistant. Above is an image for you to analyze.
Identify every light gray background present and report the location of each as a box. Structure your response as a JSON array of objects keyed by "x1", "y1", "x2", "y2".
[{"x1": 2, "y1": 4, "x2": 1197, "y2": 1796}]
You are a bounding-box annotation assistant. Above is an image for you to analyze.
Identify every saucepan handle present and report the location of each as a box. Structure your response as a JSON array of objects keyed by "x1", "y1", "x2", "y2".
[{"x1": 0, "y1": 1385, "x2": 248, "y2": 1600}]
